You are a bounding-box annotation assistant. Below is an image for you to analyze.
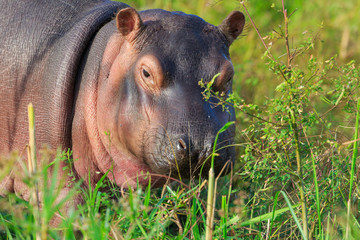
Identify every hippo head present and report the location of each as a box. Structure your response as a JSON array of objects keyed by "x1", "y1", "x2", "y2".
[{"x1": 94, "y1": 8, "x2": 245, "y2": 186}]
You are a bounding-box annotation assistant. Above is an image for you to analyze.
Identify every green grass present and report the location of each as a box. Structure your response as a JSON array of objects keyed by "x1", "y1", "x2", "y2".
[{"x1": 1, "y1": 0, "x2": 360, "y2": 239}]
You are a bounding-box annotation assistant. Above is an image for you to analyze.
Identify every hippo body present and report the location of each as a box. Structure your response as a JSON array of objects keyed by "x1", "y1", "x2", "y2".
[
  {"x1": 0, "y1": 0, "x2": 244, "y2": 200},
  {"x1": 0, "y1": 0, "x2": 127, "y2": 152}
]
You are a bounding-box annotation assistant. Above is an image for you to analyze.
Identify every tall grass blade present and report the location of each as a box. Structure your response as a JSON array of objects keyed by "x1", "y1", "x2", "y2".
[
  {"x1": 280, "y1": 191, "x2": 307, "y2": 240},
  {"x1": 240, "y1": 203, "x2": 301, "y2": 227},
  {"x1": 211, "y1": 121, "x2": 234, "y2": 169},
  {"x1": 213, "y1": 201, "x2": 301, "y2": 237},
  {"x1": 27, "y1": 103, "x2": 41, "y2": 240},
  {"x1": 27, "y1": 103, "x2": 37, "y2": 176},
  {"x1": 325, "y1": 212, "x2": 330, "y2": 240},
  {"x1": 143, "y1": 177, "x2": 151, "y2": 219},
  {"x1": 221, "y1": 195, "x2": 228, "y2": 239},
  {"x1": 346, "y1": 98, "x2": 360, "y2": 239},
  {"x1": 311, "y1": 150, "x2": 323, "y2": 239},
  {"x1": 269, "y1": 191, "x2": 280, "y2": 237},
  {"x1": 205, "y1": 167, "x2": 215, "y2": 240},
  {"x1": 304, "y1": 127, "x2": 324, "y2": 239},
  {"x1": 206, "y1": 121, "x2": 235, "y2": 240},
  {"x1": 191, "y1": 197, "x2": 201, "y2": 239}
]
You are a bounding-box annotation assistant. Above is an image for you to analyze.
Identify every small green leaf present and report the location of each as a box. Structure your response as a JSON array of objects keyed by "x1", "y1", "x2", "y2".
[
  {"x1": 218, "y1": 121, "x2": 235, "y2": 134},
  {"x1": 207, "y1": 72, "x2": 221, "y2": 88}
]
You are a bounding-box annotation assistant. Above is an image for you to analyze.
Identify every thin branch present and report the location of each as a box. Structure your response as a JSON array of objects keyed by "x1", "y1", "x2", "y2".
[{"x1": 240, "y1": 2, "x2": 276, "y2": 62}]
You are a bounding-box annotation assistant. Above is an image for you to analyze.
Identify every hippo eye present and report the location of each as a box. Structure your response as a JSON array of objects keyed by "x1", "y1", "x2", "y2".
[
  {"x1": 142, "y1": 69, "x2": 150, "y2": 78},
  {"x1": 215, "y1": 61, "x2": 234, "y2": 94},
  {"x1": 136, "y1": 55, "x2": 163, "y2": 94}
]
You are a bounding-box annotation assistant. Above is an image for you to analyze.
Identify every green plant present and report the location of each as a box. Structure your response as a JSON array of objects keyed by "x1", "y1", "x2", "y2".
[{"x1": 198, "y1": 0, "x2": 360, "y2": 238}]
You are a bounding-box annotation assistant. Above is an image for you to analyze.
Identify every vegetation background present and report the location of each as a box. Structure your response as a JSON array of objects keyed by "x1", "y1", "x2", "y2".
[{"x1": 1, "y1": 0, "x2": 360, "y2": 239}]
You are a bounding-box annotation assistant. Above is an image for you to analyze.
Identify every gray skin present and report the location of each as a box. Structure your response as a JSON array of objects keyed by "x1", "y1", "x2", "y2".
[{"x1": 0, "y1": 0, "x2": 245, "y2": 202}]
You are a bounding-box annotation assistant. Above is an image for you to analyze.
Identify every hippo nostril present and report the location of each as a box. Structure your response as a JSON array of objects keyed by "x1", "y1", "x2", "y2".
[{"x1": 177, "y1": 138, "x2": 187, "y2": 150}]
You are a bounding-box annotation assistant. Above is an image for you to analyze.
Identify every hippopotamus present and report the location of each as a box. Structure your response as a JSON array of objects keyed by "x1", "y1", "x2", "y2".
[{"x1": 0, "y1": 0, "x2": 245, "y2": 201}]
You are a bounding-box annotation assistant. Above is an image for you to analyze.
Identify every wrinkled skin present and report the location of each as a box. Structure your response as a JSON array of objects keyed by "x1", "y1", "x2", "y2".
[{"x1": 0, "y1": 0, "x2": 245, "y2": 202}]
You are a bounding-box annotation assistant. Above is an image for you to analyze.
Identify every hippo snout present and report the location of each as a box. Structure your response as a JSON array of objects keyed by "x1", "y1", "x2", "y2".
[
  {"x1": 174, "y1": 135, "x2": 213, "y2": 167},
  {"x1": 144, "y1": 130, "x2": 235, "y2": 179},
  {"x1": 174, "y1": 136, "x2": 210, "y2": 161}
]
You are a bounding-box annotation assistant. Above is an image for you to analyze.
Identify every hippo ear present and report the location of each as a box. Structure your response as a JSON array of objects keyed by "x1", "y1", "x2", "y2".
[
  {"x1": 218, "y1": 11, "x2": 245, "y2": 45},
  {"x1": 116, "y1": 8, "x2": 144, "y2": 41}
]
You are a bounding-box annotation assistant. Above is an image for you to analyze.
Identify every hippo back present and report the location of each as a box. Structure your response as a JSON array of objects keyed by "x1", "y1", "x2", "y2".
[{"x1": 0, "y1": 0, "x2": 128, "y2": 152}]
